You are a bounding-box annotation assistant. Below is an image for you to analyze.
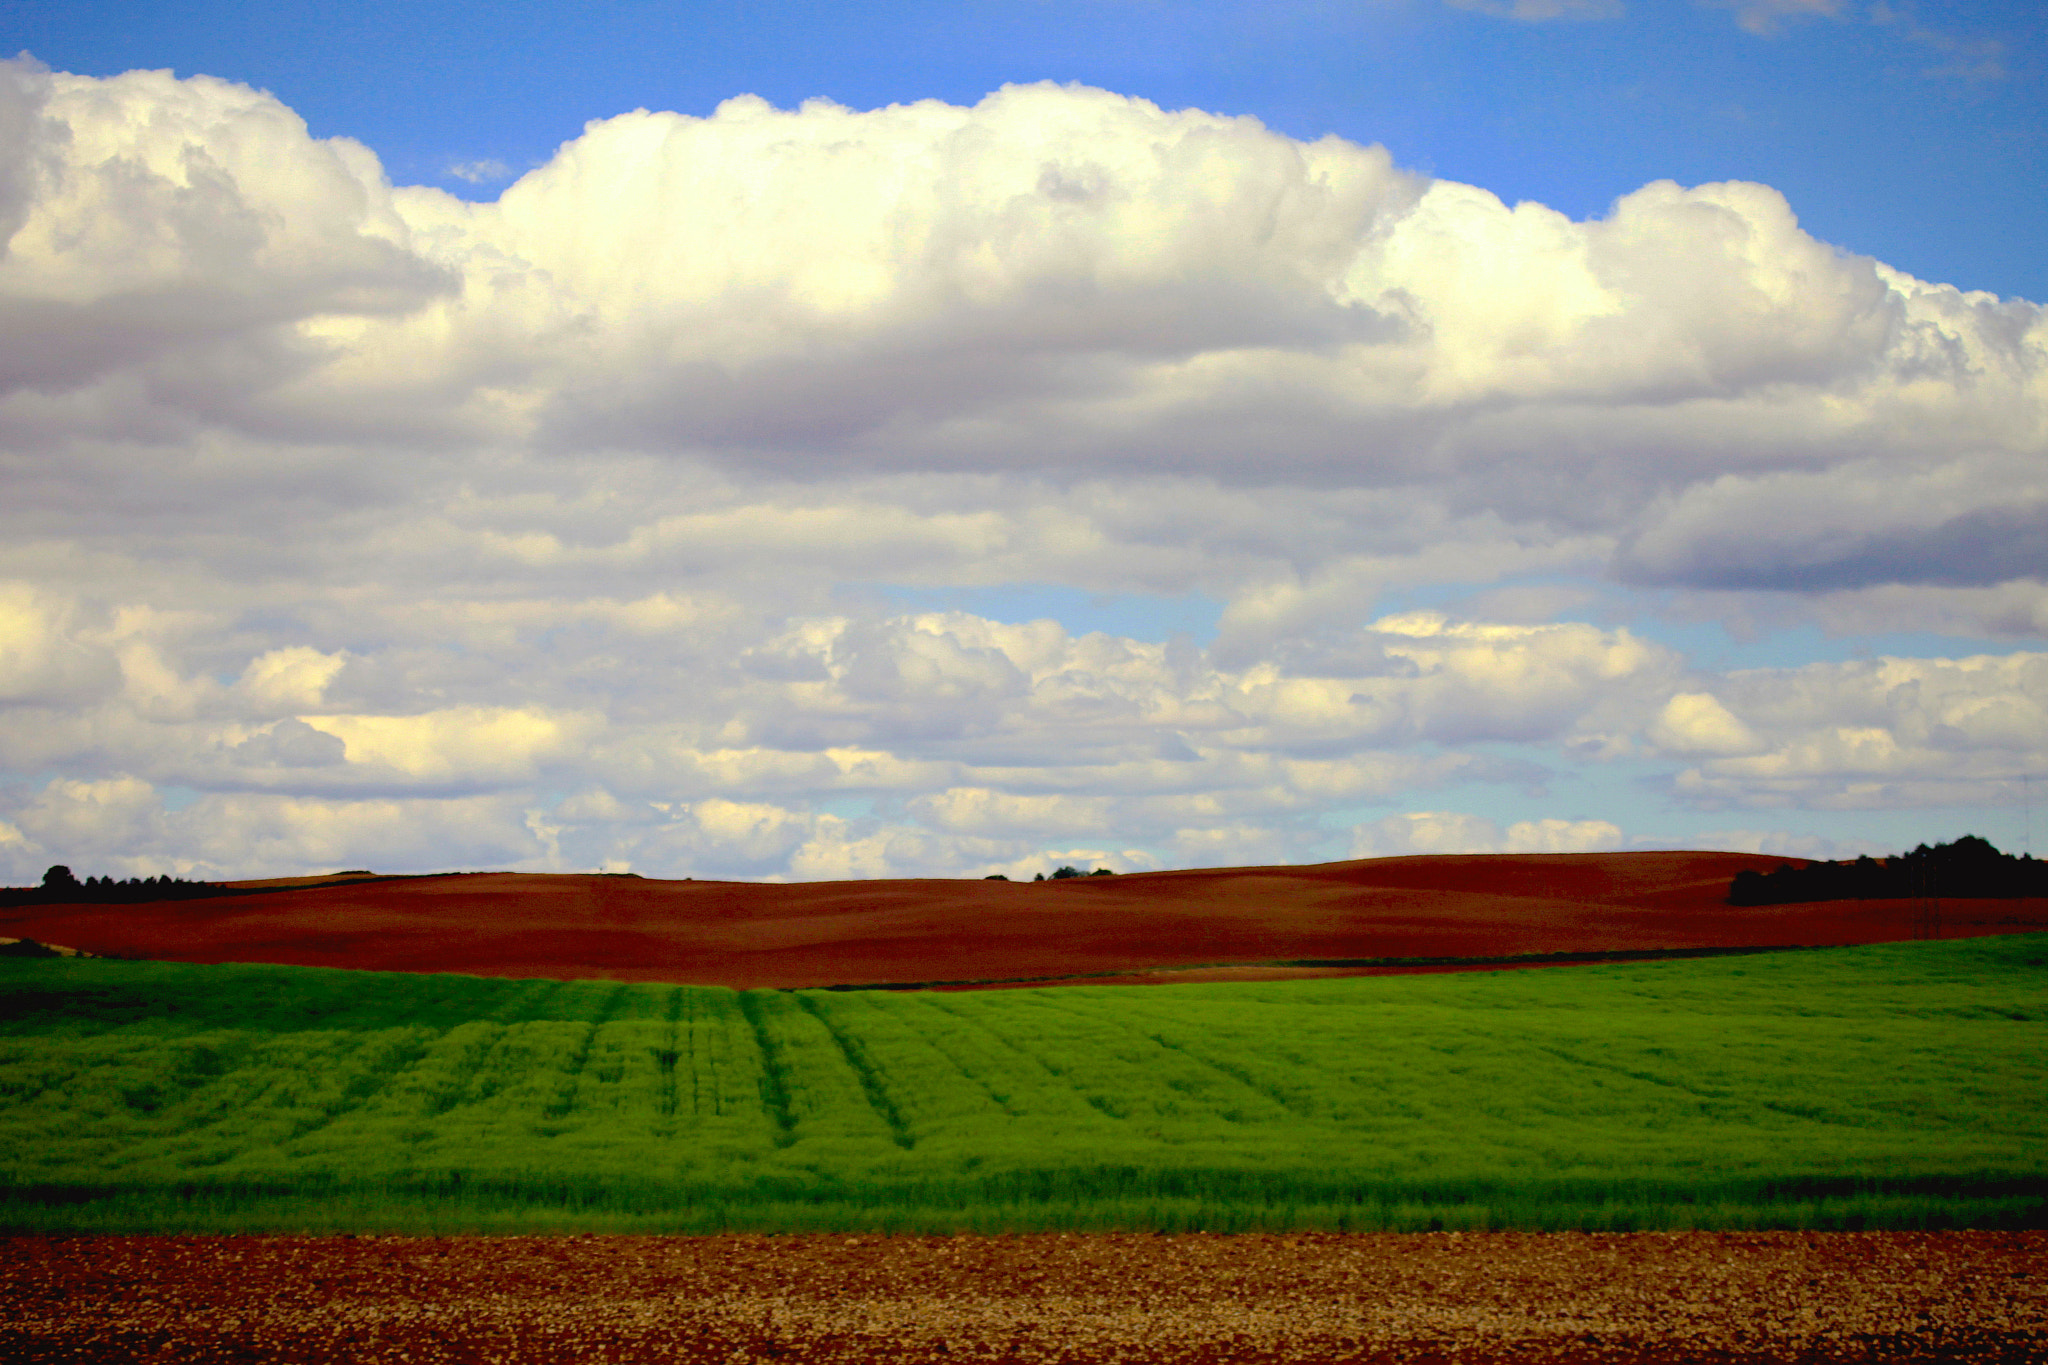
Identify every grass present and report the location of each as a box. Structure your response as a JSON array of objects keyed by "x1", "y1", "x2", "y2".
[{"x1": 0, "y1": 934, "x2": 2043, "y2": 1233}]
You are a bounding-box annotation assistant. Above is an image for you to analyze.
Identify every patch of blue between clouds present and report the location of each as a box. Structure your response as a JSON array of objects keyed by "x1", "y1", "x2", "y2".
[
  {"x1": 1605, "y1": 615, "x2": 2033, "y2": 675},
  {"x1": 1368, "y1": 577, "x2": 2032, "y2": 671},
  {"x1": 876, "y1": 584, "x2": 1223, "y2": 646},
  {"x1": 877, "y1": 575, "x2": 2031, "y2": 671},
  {"x1": 809, "y1": 795, "x2": 876, "y2": 821}
]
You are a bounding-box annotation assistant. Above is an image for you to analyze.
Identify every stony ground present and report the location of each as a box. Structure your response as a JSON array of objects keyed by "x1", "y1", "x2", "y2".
[{"x1": 2, "y1": 1230, "x2": 2043, "y2": 1363}]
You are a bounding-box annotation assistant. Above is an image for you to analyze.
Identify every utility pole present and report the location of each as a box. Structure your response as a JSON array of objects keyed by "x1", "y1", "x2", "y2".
[{"x1": 1913, "y1": 851, "x2": 1939, "y2": 942}]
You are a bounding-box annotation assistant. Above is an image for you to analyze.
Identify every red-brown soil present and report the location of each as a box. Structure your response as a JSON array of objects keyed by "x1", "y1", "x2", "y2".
[
  {"x1": 4, "y1": 1230, "x2": 2042, "y2": 1363},
  {"x1": 3, "y1": 852, "x2": 2044, "y2": 990}
]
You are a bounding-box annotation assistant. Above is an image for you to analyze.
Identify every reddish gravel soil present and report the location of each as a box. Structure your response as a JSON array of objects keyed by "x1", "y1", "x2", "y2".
[
  {"x1": 4, "y1": 852, "x2": 2044, "y2": 989},
  {"x1": 4, "y1": 1231, "x2": 2043, "y2": 1363}
]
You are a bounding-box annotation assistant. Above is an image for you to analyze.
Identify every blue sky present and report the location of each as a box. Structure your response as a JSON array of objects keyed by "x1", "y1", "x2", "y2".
[{"x1": 0, "y1": 0, "x2": 2042, "y2": 879}]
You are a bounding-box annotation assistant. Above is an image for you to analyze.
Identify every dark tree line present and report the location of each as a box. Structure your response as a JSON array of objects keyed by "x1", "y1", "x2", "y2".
[
  {"x1": 981, "y1": 866, "x2": 1117, "y2": 882},
  {"x1": 0, "y1": 865, "x2": 224, "y2": 907},
  {"x1": 1728, "y1": 836, "x2": 2048, "y2": 905}
]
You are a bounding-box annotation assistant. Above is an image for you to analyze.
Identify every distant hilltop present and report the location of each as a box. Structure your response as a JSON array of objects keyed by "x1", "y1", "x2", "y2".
[
  {"x1": 4, "y1": 850, "x2": 2043, "y2": 990},
  {"x1": 0, "y1": 936, "x2": 94, "y2": 958},
  {"x1": 0, "y1": 865, "x2": 381, "y2": 907}
]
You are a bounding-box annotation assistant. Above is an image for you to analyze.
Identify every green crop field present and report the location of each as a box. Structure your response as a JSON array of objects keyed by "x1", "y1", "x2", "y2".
[{"x1": 2, "y1": 935, "x2": 2044, "y2": 1234}]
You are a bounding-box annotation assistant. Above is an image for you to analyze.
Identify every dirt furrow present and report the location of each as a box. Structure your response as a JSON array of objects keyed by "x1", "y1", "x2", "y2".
[{"x1": 3, "y1": 1230, "x2": 2042, "y2": 1363}]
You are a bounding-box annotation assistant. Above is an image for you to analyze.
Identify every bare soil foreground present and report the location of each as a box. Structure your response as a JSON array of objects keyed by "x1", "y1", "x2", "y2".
[
  {"x1": 5, "y1": 852, "x2": 2046, "y2": 988},
  {"x1": 4, "y1": 1231, "x2": 2044, "y2": 1364}
]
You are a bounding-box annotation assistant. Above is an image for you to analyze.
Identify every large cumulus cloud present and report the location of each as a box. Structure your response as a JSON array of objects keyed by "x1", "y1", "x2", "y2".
[
  {"x1": 0, "y1": 59, "x2": 2042, "y2": 879},
  {"x1": 1653, "y1": 653, "x2": 2048, "y2": 811}
]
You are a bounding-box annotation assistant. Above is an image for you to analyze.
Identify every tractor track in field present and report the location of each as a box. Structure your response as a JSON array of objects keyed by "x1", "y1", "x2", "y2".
[{"x1": 3, "y1": 1229, "x2": 2043, "y2": 1363}]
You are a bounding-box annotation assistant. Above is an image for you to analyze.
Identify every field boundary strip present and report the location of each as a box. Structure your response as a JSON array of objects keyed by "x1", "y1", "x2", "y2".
[{"x1": 807, "y1": 943, "x2": 1822, "y2": 991}]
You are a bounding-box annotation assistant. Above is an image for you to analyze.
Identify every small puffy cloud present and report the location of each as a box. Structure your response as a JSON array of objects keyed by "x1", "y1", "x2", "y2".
[
  {"x1": 1693, "y1": 828, "x2": 1886, "y2": 860},
  {"x1": 1649, "y1": 692, "x2": 1761, "y2": 756},
  {"x1": 301, "y1": 706, "x2": 598, "y2": 785},
  {"x1": 785, "y1": 821, "x2": 969, "y2": 882},
  {"x1": 1165, "y1": 823, "x2": 1309, "y2": 869},
  {"x1": 1502, "y1": 817, "x2": 1627, "y2": 853},
  {"x1": 235, "y1": 647, "x2": 348, "y2": 714},
  {"x1": 1619, "y1": 468, "x2": 2048, "y2": 594},
  {"x1": 230, "y1": 718, "x2": 348, "y2": 769},
  {"x1": 1349, "y1": 811, "x2": 1624, "y2": 857},
  {"x1": 12, "y1": 777, "x2": 165, "y2": 868},
  {"x1": 545, "y1": 793, "x2": 1051, "y2": 882},
  {"x1": 446, "y1": 158, "x2": 512, "y2": 184},
  {"x1": 911, "y1": 788, "x2": 1113, "y2": 838},
  {"x1": 1350, "y1": 810, "x2": 1489, "y2": 857},
  {"x1": 1803, "y1": 582, "x2": 2048, "y2": 642},
  {"x1": 181, "y1": 791, "x2": 543, "y2": 875},
  {"x1": 0, "y1": 584, "x2": 115, "y2": 703},
  {"x1": 1869, "y1": 5, "x2": 2008, "y2": 83},
  {"x1": 1709, "y1": 0, "x2": 1841, "y2": 37},
  {"x1": 551, "y1": 787, "x2": 644, "y2": 824},
  {"x1": 1343, "y1": 613, "x2": 1679, "y2": 748},
  {"x1": 1446, "y1": 0, "x2": 1623, "y2": 19},
  {"x1": 0, "y1": 776, "x2": 545, "y2": 880}
]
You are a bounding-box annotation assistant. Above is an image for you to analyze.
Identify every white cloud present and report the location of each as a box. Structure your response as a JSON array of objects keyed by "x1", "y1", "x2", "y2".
[
  {"x1": 1660, "y1": 652, "x2": 2048, "y2": 810},
  {"x1": 1803, "y1": 582, "x2": 2048, "y2": 641},
  {"x1": 1350, "y1": 810, "x2": 1498, "y2": 857},
  {"x1": 0, "y1": 63, "x2": 446, "y2": 435},
  {"x1": 1869, "y1": 4, "x2": 2008, "y2": 83},
  {"x1": 0, "y1": 774, "x2": 545, "y2": 879},
  {"x1": 299, "y1": 706, "x2": 599, "y2": 784},
  {"x1": 1348, "y1": 811, "x2": 1624, "y2": 857},
  {"x1": 1504, "y1": 817, "x2": 1626, "y2": 852},
  {"x1": 446, "y1": 158, "x2": 512, "y2": 184},
  {"x1": 1649, "y1": 691, "x2": 1761, "y2": 756},
  {"x1": 14, "y1": 777, "x2": 165, "y2": 865},
  {"x1": 1693, "y1": 828, "x2": 1886, "y2": 860},
  {"x1": 0, "y1": 62, "x2": 2040, "y2": 879},
  {"x1": 2, "y1": 63, "x2": 2038, "y2": 610},
  {"x1": 0, "y1": 583, "x2": 115, "y2": 703},
  {"x1": 1709, "y1": 0, "x2": 1842, "y2": 38},
  {"x1": 230, "y1": 718, "x2": 347, "y2": 769},
  {"x1": 911, "y1": 787, "x2": 1112, "y2": 838},
  {"x1": 1445, "y1": 0, "x2": 1624, "y2": 19},
  {"x1": 236, "y1": 646, "x2": 348, "y2": 713}
]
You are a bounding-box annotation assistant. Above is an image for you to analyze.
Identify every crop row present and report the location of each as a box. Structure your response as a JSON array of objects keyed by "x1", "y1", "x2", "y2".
[{"x1": 0, "y1": 934, "x2": 2043, "y2": 1231}]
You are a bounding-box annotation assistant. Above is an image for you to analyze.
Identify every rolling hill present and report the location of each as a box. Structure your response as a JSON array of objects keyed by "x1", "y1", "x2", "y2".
[{"x1": 3, "y1": 850, "x2": 2043, "y2": 988}]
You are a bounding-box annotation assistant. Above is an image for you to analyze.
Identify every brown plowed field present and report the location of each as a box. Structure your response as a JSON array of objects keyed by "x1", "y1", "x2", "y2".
[
  {"x1": 5, "y1": 1231, "x2": 2043, "y2": 1363},
  {"x1": 5, "y1": 852, "x2": 2045, "y2": 988}
]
